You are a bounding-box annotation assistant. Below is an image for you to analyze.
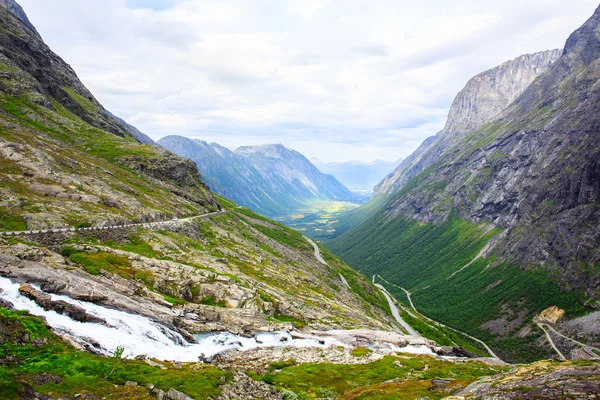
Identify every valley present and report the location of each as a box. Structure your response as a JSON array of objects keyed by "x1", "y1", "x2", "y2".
[
  {"x1": 0, "y1": 0, "x2": 600, "y2": 399},
  {"x1": 274, "y1": 200, "x2": 363, "y2": 241}
]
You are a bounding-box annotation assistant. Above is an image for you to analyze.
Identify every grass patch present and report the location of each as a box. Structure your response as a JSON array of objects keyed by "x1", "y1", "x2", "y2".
[
  {"x1": 268, "y1": 313, "x2": 306, "y2": 328},
  {"x1": 253, "y1": 354, "x2": 504, "y2": 399},
  {"x1": 200, "y1": 296, "x2": 226, "y2": 308},
  {"x1": 350, "y1": 347, "x2": 372, "y2": 357},
  {"x1": 63, "y1": 87, "x2": 98, "y2": 114},
  {"x1": 0, "y1": 207, "x2": 27, "y2": 231}
]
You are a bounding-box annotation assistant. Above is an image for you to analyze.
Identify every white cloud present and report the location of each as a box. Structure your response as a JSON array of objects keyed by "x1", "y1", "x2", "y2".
[{"x1": 18, "y1": 0, "x2": 600, "y2": 162}]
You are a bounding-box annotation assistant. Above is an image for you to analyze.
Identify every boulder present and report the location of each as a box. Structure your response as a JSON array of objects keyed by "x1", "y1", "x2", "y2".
[{"x1": 18, "y1": 283, "x2": 106, "y2": 324}]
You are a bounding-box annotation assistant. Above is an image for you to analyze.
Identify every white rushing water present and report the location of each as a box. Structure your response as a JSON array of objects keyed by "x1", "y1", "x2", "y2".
[
  {"x1": 0, "y1": 276, "x2": 435, "y2": 361},
  {"x1": 0, "y1": 276, "x2": 346, "y2": 361}
]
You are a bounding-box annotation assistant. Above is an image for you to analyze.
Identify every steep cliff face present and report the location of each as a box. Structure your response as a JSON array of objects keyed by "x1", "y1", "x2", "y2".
[
  {"x1": 382, "y1": 7, "x2": 600, "y2": 295},
  {"x1": 0, "y1": 5, "x2": 131, "y2": 138},
  {"x1": 0, "y1": 0, "x2": 39, "y2": 37},
  {"x1": 329, "y1": 7, "x2": 600, "y2": 361},
  {"x1": 374, "y1": 50, "x2": 561, "y2": 197},
  {"x1": 444, "y1": 49, "x2": 562, "y2": 135},
  {"x1": 159, "y1": 136, "x2": 362, "y2": 218}
]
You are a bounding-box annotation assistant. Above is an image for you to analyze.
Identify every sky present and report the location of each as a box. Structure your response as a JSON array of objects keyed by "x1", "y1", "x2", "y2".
[{"x1": 19, "y1": 0, "x2": 600, "y2": 162}]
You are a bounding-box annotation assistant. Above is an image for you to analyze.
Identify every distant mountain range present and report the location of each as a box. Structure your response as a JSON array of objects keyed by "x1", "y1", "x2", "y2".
[
  {"x1": 311, "y1": 158, "x2": 403, "y2": 192},
  {"x1": 159, "y1": 136, "x2": 363, "y2": 217}
]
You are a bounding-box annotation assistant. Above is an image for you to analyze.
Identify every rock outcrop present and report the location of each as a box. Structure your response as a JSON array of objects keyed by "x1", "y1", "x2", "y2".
[
  {"x1": 374, "y1": 49, "x2": 561, "y2": 197},
  {"x1": 18, "y1": 283, "x2": 106, "y2": 324},
  {"x1": 452, "y1": 361, "x2": 600, "y2": 399},
  {"x1": 0, "y1": 0, "x2": 39, "y2": 37}
]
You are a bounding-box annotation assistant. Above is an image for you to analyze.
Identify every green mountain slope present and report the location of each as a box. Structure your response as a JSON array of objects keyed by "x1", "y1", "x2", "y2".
[
  {"x1": 0, "y1": 0, "x2": 392, "y2": 340},
  {"x1": 159, "y1": 136, "x2": 363, "y2": 219},
  {"x1": 329, "y1": 7, "x2": 600, "y2": 362}
]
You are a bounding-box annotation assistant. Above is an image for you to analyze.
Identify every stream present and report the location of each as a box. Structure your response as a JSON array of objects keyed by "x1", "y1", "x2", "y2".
[{"x1": 0, "y1": 276, "x2": 435, "y2": 362}]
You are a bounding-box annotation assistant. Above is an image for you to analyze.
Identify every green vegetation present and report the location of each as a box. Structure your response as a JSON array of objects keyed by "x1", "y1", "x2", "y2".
[
  {"x1": 200, "y1": 296, "x2": 226, "y2": 308},
  {"x1": 62, "y1": 248, "x2": 133, "y2": 277},
  {"x1": 328, "y1": 211, "x2": 587, "y2": 362},
  {"x1": 63, "y1": 87, "x2": 98, "y2": 114},
  {"x1": 327, "y1": 194, "x2": 390, "y2": 239},
  {"x1": 0, "y1": 308, "x2": 229, "y2": 399},
  {"x1": 0, "y1": 207, "x2": 27, "y2": 231},
  {"x1": 350, "y1": 347, "x2": 372, "y2": 357},
  {"x1": 162, "y1": 294, "x2": 187, "y2": 306},
  {"x1": 236, "y1": 207, "x2": 311, "y2": 251},
  {"x1": 253, "y1": 354, "x2": 505, "y2": 399},
  {"x1": 276, "y1": 200, "x2": 363, "y2": 241},
  {"x1": 269, "y1": 313, "x2": 307, "y2": 328}
]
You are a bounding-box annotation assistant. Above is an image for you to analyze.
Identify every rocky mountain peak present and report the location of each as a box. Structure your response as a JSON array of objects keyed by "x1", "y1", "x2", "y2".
[
  {"x1": 372, "y1": 49, "x2": 561, "y2": 198},
  {"x1": 443, "y1": 49, "x2": 561, "y2": 135},
  {"x1": 0, "y1": 0, "x2": 40, "y2": 37},
  {"x1": 563, "y1": 4, "x2": 600, "y2": 65}
]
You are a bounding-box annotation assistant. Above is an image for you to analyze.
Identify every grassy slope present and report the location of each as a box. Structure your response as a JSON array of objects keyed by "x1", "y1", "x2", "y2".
[
  {"x1": 0, "y1": 93, "x2": 213, "y2": 226},
  {"x1": 328, "y1": 212, "x2": 587, "y2": 362},
  {"x1": 220, "y1": 197, "x2": 393, "y2": 321},
  {"x1": 250, "y1": 354, "x2": 506, "y2": 400}
]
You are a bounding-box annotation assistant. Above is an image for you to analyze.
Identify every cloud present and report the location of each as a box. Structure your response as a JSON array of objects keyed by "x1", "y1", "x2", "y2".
[{"x1": 18, "y1": 0, "x2": 600, "y2": 162}]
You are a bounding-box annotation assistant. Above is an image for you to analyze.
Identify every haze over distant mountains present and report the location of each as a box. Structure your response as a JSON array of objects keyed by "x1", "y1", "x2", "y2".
[
  {"x1": 311, "y1": 158, "x2": 403, "y2": 192},
  {"x1": 159, "y1": 136, "x2": 363, "y2": 218}
]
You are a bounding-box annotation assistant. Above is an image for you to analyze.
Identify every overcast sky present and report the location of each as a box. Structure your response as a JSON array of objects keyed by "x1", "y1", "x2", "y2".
[{"x1": 19, "y1": 0, "x2": 599, "y2": 162}]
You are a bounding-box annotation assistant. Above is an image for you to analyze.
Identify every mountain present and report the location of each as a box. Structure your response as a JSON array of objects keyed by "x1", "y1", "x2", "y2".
[
  {"x1": 0, "y1": 0, "x2": 39, "y2": 37},
  {"x1": 108, "y1": 111, "x2": 157, "y2": 145},
  {"x1": 2, "y1": 1, "x2": 600, "y2": 398},
  {"x1": 311, "y1": 158, "x2": 403, "y2": 192},
  {"x1": 328, "y1": 15, "x2": 600, "y2": 362},
  {"x1": 0, "y1": 3, "x2": 415, "y2": 397},
  {"x1": 328, "y1": 50, "x2": 561, "y2": 240},
  {"x1": 159, "y1": 136, "x2": 363, "y2": 217},
  {"x1": 374, "y1": 49, "x2": 562, "y2": 196}
]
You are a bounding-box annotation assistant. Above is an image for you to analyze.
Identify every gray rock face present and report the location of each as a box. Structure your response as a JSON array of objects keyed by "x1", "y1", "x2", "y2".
[
  {"x1": 159, "y1": 137, "x2": 362, "y2": 217},
  {"x1": 0, "y1": 4, "x2": 132, "y2": 138},
  {"x1": 374, "y1": 50, "x2": 561, "y2": 197},
  {"x1": 344, "y1": 5, "x2": 600, "y2": 302},
  {"x1": 455, "y1": 361, "x2": 600, "y2": 399},
  {"x1": 444, "y1": 49, "x2": 562, "y2": 135},
  {"x1": 119, "y1": 150, "x2": 220, "y2": 211},
  {"x1": 0, "y1": 0, "x2": 40, "y2": 37}
]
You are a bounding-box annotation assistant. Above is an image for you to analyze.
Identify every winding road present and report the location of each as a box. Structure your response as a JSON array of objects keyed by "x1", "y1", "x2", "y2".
[
  {"x1": 304, "y1": 237, "x2": 420, "y2": 337},
  {"x1": 375, "y1": 283, "x2": 420, "y2": 337},
  {"x1": 305, "y1": 237, "x2": 328, "y2": 266},
  {"x1": 535, "y1": 321, "x2": 567, "y2": 360},
  {"x1": 375, "y1": 275, "x2": 500, "y2": 360},
  {"x1": 535, "y1": 320, "x2": 600, "y2": 360},
  {"x1": 0, "y1": 211, "x2": 226, "y2": 237}
]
